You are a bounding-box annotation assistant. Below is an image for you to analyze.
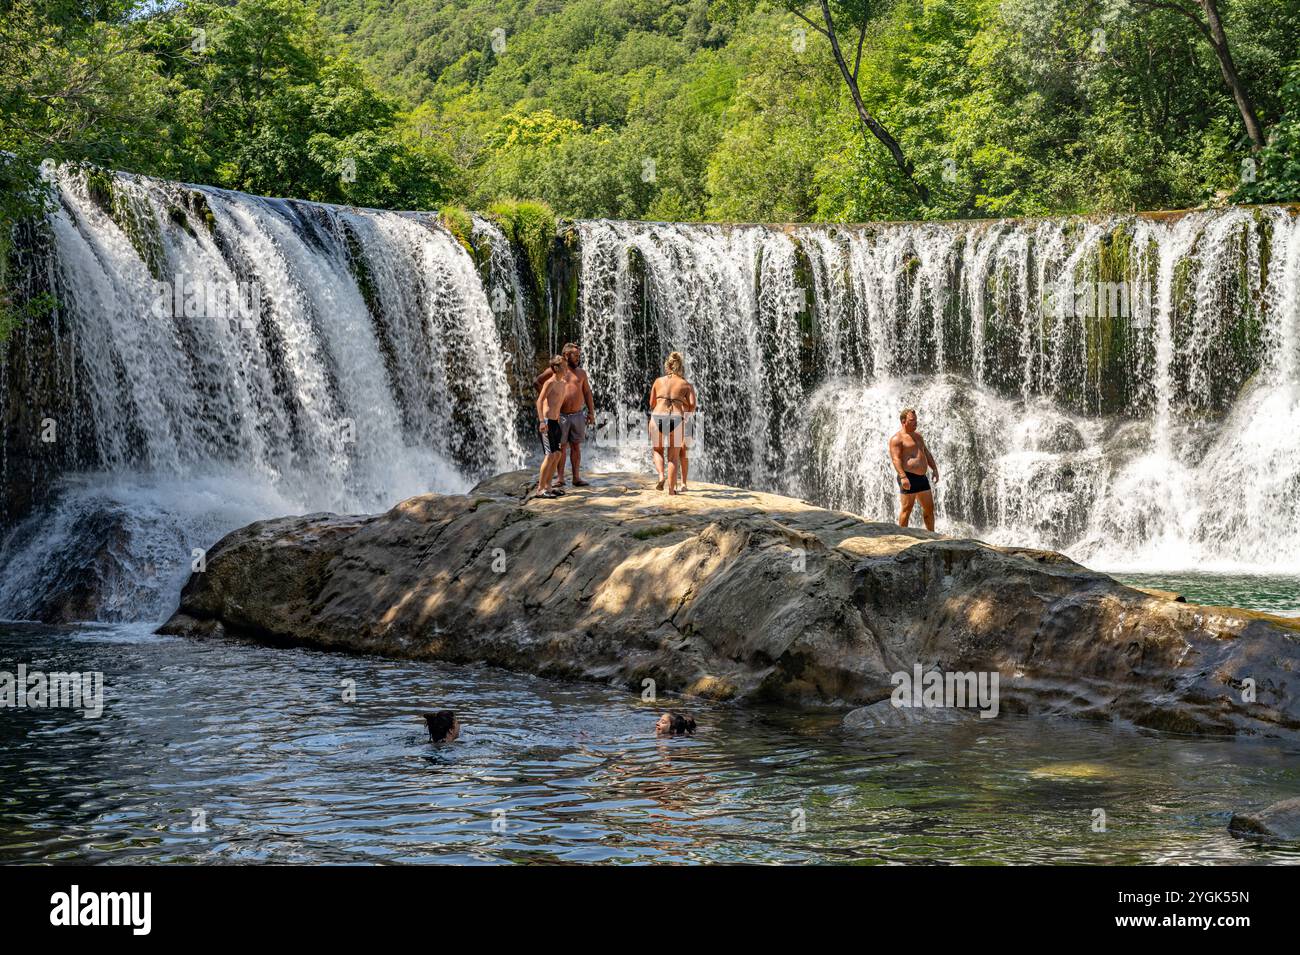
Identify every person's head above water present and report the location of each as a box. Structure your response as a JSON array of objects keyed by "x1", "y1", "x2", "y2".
[
  {"x1": 664, "y1": 351, "x2": 685, "y2": 377},
  {"x1": 423, "y1": 710, "x2": 460, "y2": 743},
  {"x1": 899, "y1": 407, "x2": 917, "y2": 433},
  {"x1": 655, "y1": 711, "x2": 697, "y2": 736}
]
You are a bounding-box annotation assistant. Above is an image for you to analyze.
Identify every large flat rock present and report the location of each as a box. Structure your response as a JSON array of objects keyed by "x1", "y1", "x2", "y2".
[{"x1": 159, "y1": 471, "x2": 1300, "y2": 737}]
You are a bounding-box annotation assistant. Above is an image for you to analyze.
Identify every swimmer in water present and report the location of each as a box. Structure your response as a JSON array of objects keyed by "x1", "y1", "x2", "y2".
[
  {"x1": 655, "y1": 711, "x2": 697, "y2": 736},
  {"x1": 423, "y1": 710, "x2": 461, "y2": 743}
]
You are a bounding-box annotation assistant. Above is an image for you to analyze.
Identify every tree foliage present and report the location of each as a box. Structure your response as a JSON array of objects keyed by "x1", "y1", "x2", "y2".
[{"x1": 2, "y1": 0, "x2": 1298, "y2": 257}]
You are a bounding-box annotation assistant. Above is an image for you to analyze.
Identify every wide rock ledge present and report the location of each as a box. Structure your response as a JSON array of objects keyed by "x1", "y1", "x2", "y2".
[{"x1": 159, "y1": 471, "x2": 1300, "y2": 737}]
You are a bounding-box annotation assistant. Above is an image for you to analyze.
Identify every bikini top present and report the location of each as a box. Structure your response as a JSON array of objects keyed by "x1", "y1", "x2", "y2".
[{"x1": 658, "y1": 376, "x2": 691, "y2": 412}]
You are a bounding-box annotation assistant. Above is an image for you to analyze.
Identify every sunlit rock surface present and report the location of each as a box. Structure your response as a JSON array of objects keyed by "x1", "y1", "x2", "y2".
[{"x1": 160, "y1": 471, "x2": 1300, "y2": 738}]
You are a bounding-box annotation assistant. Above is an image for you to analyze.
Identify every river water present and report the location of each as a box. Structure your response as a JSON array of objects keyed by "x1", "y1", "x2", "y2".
[
  {"x1": 3, "y1": 169, "x2": 1300, "y2": 864},
  {"x1": 3, "y1": 620, "x2": 1298, "y2": 865}
]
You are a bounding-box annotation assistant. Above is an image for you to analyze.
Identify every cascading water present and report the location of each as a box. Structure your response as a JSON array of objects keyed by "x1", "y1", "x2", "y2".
[
  {"x1": 576, "y1": 220, "x2": 811, "y2": 489},
  {"x1": 4, "y1": 166, "x2": 1298, "y2": 625},
  {"x1": 471, "y1": 213, "x2": 534, "y2": 399},
  {"x1": 0, "y1": 166, "x2": 522, "y2": 622},
  {"x1": 576, "y1": 206, "x2": 1300, "y2": 573}
]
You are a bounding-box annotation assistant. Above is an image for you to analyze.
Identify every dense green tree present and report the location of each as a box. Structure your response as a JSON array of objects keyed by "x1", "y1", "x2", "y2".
[
  {"x1": 1, "y1": 0, "x2": 182, "y2": 338},
  {"x1": 1238, "y1": 55, "x2": 1300, "y2": 201},
  {"x1": 3, "y1": 0, "x2": 1299, "y2": 327},
  {"x1": 313, "y1": 0, "x2": 1299, "y2": 220},
  {"x1": 0, "y1": 0, "x2": 460, "y2": 340}
]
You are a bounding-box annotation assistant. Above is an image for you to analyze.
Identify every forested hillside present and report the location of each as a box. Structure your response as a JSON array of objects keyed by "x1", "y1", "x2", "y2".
[
  {"x1": 315, "y1": 0, "x2": 1300, "y2": 221},
  {"x1": 3, "y1": 0, "x2": 1299, "y2": 235}
]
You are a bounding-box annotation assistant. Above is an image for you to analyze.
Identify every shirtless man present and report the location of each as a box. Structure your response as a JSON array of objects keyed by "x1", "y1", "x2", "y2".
[
  {"x1": 533, "y1": 342, "x2": 595, "y2": 487},
  {"x1": 532, "y1": 355, "x2": 569, "y2": 499},
  {"x1": 888, "y1": 407, "x2": 940, "y2": 530}
]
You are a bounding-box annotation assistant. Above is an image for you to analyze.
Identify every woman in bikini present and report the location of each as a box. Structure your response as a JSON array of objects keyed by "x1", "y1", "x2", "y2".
[{"x1": 648, "y1": 352, "x2": 695, "y2": 496}]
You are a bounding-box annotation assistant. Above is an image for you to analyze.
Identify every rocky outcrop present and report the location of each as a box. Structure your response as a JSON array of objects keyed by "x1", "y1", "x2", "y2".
[
  {"x1": 1229, "y1": 797, "x2": 1300, "y2": 841},
  {"x1": 1, "y1": 497, "x2": 188, "y2": 623},
  {"x1": 159, "y1": 471, "x2": 1300, "y2": 737}
]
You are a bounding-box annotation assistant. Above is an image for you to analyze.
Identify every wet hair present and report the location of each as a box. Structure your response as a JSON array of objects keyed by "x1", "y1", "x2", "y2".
[
  {"x1": 423, "y1": 710, "x2": 457, "y2": 743},
  {"x1": 664, "y1": 351, "x2": 685, "y2": 377},
  {"x1": 548, "y1": 354, "x2": 566, "y2": 372},
  {"x1": 899, "y1": 407, "x2": 917, "y2": 423},
  {"x1": 562, "y1": 342, "x2": 580, "y2": 355},
  {"x1": 662, "y1": 711, "x2": 697, "y2": 735}
]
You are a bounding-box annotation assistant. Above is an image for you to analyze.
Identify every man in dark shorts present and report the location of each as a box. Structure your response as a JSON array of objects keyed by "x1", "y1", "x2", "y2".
[
  {"x1": 532, "y1": 355, "x2": 568, "y2": 499},
  {"x1": 532, "y1": 342, "x2": 595, "y2": 487},
  {"x1": 888, "y1": 407, "x2": 940, "y2": 530}
]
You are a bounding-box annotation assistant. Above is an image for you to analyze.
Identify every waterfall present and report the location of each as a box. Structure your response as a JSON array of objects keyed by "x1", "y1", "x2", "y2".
[
  {"x1": 471, "y1": 213, "x2": 534, "y2": 395},
  {"x1": 576, "y1": 221, "x2": 802, "y2": 489},
  {"x1": 4, "y1": 163, "x2": 1297, "y2": 625},
  {"x1": 575, "y1": 206, "x2": 1300, "y2": 572},
  {"x1": 0, "y1": 166, "x2": 523, "y2": 622}
]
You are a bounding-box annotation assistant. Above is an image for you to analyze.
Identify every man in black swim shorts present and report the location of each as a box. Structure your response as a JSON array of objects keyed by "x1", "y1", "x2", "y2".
[
  {"x1": 888, "y1": 407, "x2": 940, "y2": 530},
  {"x1": 533, "y1": 355, "x2": 569, "y2": 499}
]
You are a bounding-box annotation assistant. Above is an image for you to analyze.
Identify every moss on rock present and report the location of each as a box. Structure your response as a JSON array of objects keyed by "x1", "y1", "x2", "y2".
[
  {"x1": 438, "y1": 205, "x2": 474, "y2": 253},
  {"x1": 487, "y1": 198, "x2": 557, "y2": 303}
]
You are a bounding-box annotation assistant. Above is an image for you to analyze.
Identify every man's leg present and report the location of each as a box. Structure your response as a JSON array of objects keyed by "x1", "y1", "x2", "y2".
[
  {"x1": 917, "y1": 490, "x2": 935, "y2": 531},
  {"x1": 898, "y1": 492, "x2": 916, "y2": 527},
  {"x1": 566, "y1": 414, "x2": 589, "y2": 485},
  {"x1": 569, "y1": 437, "x2": 584, "y2": 484},
  {"x1": 554, "y1": 444, "x2": 568, "y2": 485},
  {"x1": 537, "y1": 453, "x2": 556, "y2": 494}
]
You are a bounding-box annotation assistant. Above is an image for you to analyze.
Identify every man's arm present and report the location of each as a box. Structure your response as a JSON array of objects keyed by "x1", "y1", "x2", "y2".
[
  {"x1": 533, "y1": 368, "x2": 554, "y2": 393},
  {"x1": 582, "y1": 370, "x2": 595, "y2": 420},
  {"x1": 535, "y1": 385, "x2": 547, "y2": 429},
  {"x1": 888, "y1": 435, "x2": 907, "y2": 477},
  {"x1": 918, "y1": 433, "x2": 939, "y2": 478}
]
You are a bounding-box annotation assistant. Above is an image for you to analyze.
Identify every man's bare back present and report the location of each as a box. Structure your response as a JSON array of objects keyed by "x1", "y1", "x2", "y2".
[{"x1": 538, "y1": 374, "x2": 567, "y2": 420}]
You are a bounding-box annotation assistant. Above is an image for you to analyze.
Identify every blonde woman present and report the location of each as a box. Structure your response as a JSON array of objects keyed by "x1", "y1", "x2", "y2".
[{"x1": 648, "y1": 352, "x2": 695, "y2": 496}]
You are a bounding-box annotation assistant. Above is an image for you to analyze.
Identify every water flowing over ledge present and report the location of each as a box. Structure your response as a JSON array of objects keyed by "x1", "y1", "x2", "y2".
[
  {"x1": 1, "y1": 167, "x2": 524, "y2": 620},
  {"x1": 2, "y1": 164, "x2": 1298, "y2": 622},
  {"x1": 572, "y1": 212, "x2": 1300, "y2": 573}
]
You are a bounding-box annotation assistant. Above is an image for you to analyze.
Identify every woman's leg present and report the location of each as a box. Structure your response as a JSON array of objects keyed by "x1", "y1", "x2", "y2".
[
  {"x1": 649, "y1": 419, "x2": 665, "y2": 489},
  {"x1": 666, "y1": 446, "x2": 680, "y2": 495}
]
